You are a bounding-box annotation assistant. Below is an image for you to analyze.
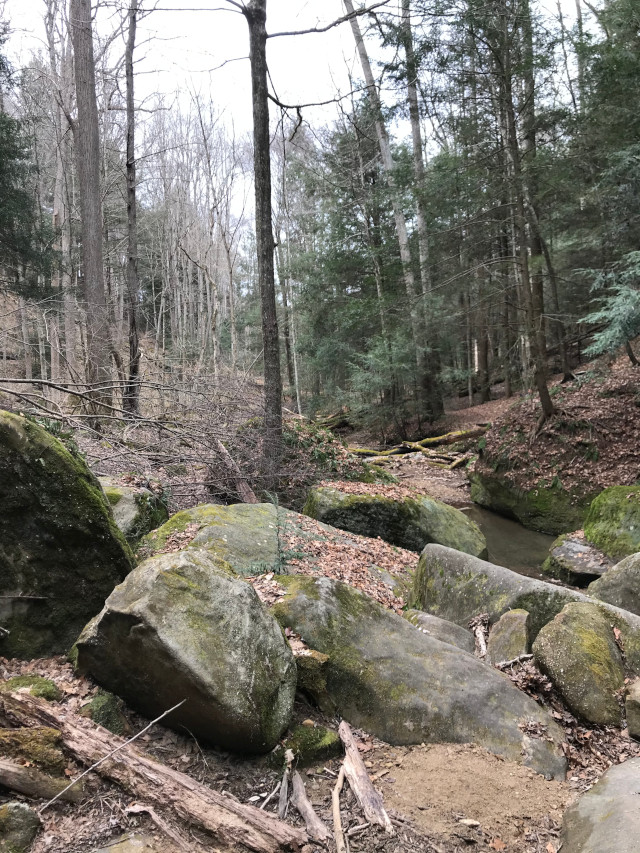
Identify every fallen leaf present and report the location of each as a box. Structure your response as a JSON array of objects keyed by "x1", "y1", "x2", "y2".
[{"x1": 489, "y1": 839, "x2": 506, "y2": 851}]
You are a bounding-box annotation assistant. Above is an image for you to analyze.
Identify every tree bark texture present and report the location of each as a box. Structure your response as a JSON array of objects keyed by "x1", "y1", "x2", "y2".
[
  {"x1": 244, "y1": 0, "x2": 283, "y2": 473},
  {"x1": 69, "y1": 0, "x2": 112, "y2": 408}
]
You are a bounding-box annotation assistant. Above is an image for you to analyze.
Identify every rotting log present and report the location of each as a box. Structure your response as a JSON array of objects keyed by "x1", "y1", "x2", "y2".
[
  {"x1": 0, "y1": 758, "x2": 83, "y2": 803},
  {"x1": 338, "y1": 721, "x2": 393, "y2": 834},
  {"x1": 348, "y1": 425, "x2": 488, "y2": 459},
  {"x1": 0, "y1": 692, "x2": 307, "y2": 853},
  {"x1": 215, "y1": 439, "x2": 258, "y2": 504}
]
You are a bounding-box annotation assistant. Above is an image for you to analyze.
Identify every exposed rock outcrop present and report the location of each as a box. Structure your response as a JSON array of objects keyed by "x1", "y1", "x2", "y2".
[
  {"x1": 0, "y1": 410, "x2": 134, "y2": 658},
  {"x1": 272, "y1": 575, "x2": 567, "y2": 779},
  {"x1": 75, "y1": 548, "x2": 296, "y2": 753},
  {"x1": 584, "y1": 485, "x2": 640, "y2": 559},
  {"x1": 99, "y1": 476, "x2": 168, "y2": 544},
  {"x1": 303, "y1": 485, "x2": 487, "y2": 556}
]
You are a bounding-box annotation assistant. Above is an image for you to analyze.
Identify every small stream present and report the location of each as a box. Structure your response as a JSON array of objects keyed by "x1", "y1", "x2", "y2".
[{"x1": 460, "y1": 504, "x2": 556, "y2": 580}]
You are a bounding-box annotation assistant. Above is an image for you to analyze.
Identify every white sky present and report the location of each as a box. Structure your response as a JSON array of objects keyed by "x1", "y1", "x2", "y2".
[{"x1": 3, "y1": 0, "x2": 362, "y2": 133}]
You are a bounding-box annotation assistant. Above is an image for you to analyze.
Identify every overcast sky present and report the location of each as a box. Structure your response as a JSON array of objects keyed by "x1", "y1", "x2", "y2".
[{"x1": 3, "y1": 0, "x2": 366, "y2": 132}]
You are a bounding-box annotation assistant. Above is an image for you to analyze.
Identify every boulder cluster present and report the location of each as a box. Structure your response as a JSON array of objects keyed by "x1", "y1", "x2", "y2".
[{"x1": 3, "y1": 409, "x2": 640, "y2": 851}]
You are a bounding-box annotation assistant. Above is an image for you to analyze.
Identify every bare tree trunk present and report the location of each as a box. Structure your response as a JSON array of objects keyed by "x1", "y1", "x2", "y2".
[
  {"x1": 69, "y1": 0, "x2": 112, "y2": 410},
  {"x1": 242, "y1": 0, "x2": 283, "y2": 475},
  {"x1": 124, "y1": 0, "x2": 141, "y2": 415},
  {"x1": 19, "y1": 297, "x2": 32, "y2": 381}
]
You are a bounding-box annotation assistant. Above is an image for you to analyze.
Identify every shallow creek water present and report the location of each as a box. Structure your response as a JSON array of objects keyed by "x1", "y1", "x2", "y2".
[{"x1": 460, "y1": 504, "x2": 556, "y2": 580}]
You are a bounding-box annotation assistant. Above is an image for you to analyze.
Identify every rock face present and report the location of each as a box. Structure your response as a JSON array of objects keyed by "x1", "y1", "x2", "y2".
[
  {"x1": 0, "y1": 802, "x2": 41, "y2": 853},
  {"x1": 413, "y1": 544, "x2": 640, "y2": 669},
  {"x1": 542, "y1": 533, "x2": 613, "y2": 585},
  {"x1": 468, "y1": 469, "x2": 594, "y2": 535},
  {"x1": 0, "y1": 410, "x2": 135, "y2": 658},
  {"x1": 99, "y1": 477, "x2": 168, "y2": 544},
  {"x1": 303, "y1": 485, "x2": 487, "y2": 556},
  {"x1": 532, "y1": 603, "x2": 625, "y2": 726},
  {"x1": 561, "y1": 758, "x2": 640, "y2": 853},
  {"x1": 75, "y1": 548, "x2": 296, "y2": 753},
  {"x1": 584, "y1": 485, "x2": 640, "y2": 559},
  {"x1": 487, "y1": 610, "x2": 530, "y2": 665},
  {"x1": 404, "y1": 609, "x2": 475, "y2": 654},
  {"x1": 588, "y1": 553, "x2": 640, "y2": 615},
  {"x1": 272, "y1": 575, "x2": 566, "y2": 779},
  {"x1": 625, "y1": 679, "x2": 640, "y2": 739},
  {"x1": 139, "y1": 503, "x2": 281, "y2": 575}
]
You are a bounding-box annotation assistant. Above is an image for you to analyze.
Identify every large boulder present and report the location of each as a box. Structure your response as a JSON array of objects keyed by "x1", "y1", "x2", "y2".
[
  {"x1": 0, "y1": 410, "x2": 134, "y2": 658},
  {"x1": 272, "y1": 575, "x2": 566, "y2": 779},
  {"x1": 532, "y1": 603, "x2": 625, "y2": 726},
  {"x1": 588, "y1": 553, "x2": 640, "y2": 615},
  {"x1": 469, "y1": 468, "x2": 594, "y2": 535},
  {"x1": 0, "y1": 802, "x2": 41, "y2": 853},
  {"x1": 542, "y1": 532, "x2": 613, "y2": 585},
  {"x1": 75, "y1": 548, "x2": 296, "y2": 753},
  {"x1": 561, "y1": 758, "x2": 640, "y2": 852},
  {"x1": 303, "y1": 485, "x2": 487, "y2": 556},
  {"x1": 584, "y1": 485, "x2": 640, "y2": 559},
  {"x1": 413, "y1": 544, "x2": 640, "y2": 671},
  {"x1": 138, "y1": 503, "x2": 281, "y2": 575},
  {"x1": 99, "y1": 477, "x2": 168, "y2": 544}
]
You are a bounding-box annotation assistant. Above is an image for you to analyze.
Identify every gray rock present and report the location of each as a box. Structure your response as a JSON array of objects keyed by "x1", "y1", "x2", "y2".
[
  {"x1": 625, "y1": 679, "x2": 640, "y2": 740},
  {"x1": 487, "y1": 609, "x2": 530, "y2": 665},
  {"x1": 533, "y1": 603, "x2": 625, "y2": 726},
  {"x1": 542, "y1": 533, "x2": 613, "y2": 585},
  {"x1": 0, "y1": 410, "x2": 134, "y2": 658},
  {"x1": 588, "y1": 552, "x2": 640, "y2": 616},
  {"x1": 413, "y1": 545, "x2": 640, "y2": 673},
  {"x1": 561, "y1": 758, "x2": 640, "y2": 852},
  {"x1": 404, "y1": 609, "x2": 475, "y2": 654},
  {"x1": 99, "y1": 477, "x2": 168, "y2": 544},
  {"x1": 303, "y1": 485, "x2": 487, "y2": 557},
  {"x1": 272, "y1": 575, "x2": 566, "y2": 779},
  {"x1": 75, "y1": 548, "x2": 296, "y2": 753},
  {"x1": 0, "y1": 802, "x2": 41, "y2": 853}
]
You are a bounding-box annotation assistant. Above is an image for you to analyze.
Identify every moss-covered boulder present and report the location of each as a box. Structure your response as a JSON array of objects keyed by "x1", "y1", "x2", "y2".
[
  {"x1": 561, "y1": 757, "x2": 640, "y2": 853},
  {"x1": 542, "y1": 533, "x2": 613, "y2": 585},
  {"x1": 138, "y1": 503, "x2": 281, "y2": 574},
  {"x1": 272, "y1": 576, "x2": 566, "y2": 779},
  {"x1": 587, "y1": 553, "x2": 640, "y2": 616},
  {"x1": 413, "y1": 544, "x2": 640, "y2": 671},
  {"x1": 533, "y1": 603, "x2": 625, "y2": 726},
  {"x1": 469, "y1": 469, "x2": 594, "y2": 535},
  {"x1": 80, "y1": 689, "x2": 129, "y2": 735},
  {"x1": 303, "y1": 486, "x2": 487, "y2": 557},
  {"x1": 584, "y1": 486, "x2": 640, "y2": 560},
  {"x1": 75, "y1": 548, "x2": 295, "y2": 753},
  {"x1": 270, "y1": 723, "x2": 341, "y2": 768},
  {"x1": 0, "y1": 802, "x2": 41, "y2": 853},
  {"x1": 487, "y1": 609, "x2": 530, "y2": 665},
  {"x1": 99, "y1": 477, "x2": 168, "y2": 545},
  {"x1": 403, "y1": 609, "x2": 475, "y2": 654},
  {"x1": 0, "y1": 410, "x2": 135, "y2": 658}
]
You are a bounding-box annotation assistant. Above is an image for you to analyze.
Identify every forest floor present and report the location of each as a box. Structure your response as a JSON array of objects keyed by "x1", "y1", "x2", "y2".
[{"x1": 6, "y1": 360, "x2": 640, "y2": 852}]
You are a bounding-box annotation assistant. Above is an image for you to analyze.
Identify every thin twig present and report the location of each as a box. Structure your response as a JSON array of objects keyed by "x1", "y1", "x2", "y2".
[{"x1": 38, "y1": 698, "x2": 187, "y2": 813}]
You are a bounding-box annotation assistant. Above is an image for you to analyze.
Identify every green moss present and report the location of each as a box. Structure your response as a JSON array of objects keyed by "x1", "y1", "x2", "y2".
[
  {"x1": 0, "y1": 675, "x2": 61, "y2": 702},
  {"x1": 104, "y1": 487, "x2": 123, "y2": 507},
  {"x1": 270, "y1": 724, "x2": 341, "y2": 768},
  {"x1": 0, "y1": 727, "x2": 65, "y2": 773},
  {"x1": 584, "y1": 486, "x2": 640, "y2": 559},
  {"x1": 80, "y1": 690, "x2": 128, "y2": 735}
]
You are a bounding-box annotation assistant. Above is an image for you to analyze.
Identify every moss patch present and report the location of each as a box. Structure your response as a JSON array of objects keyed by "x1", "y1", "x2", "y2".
[
  {"x1": 0, "y1": 676, "x2": 61, "y2": 702},
  {"x1": 79, "y1": 689, "x2": 129, "y2": 735},
  {"x1": 0, "y1": 727, "x2": 65, "y2": 773},
  {"x1": 584, "y1": 486, "x2": 640, "y2": 559},
  {"x1": 270, "y1": 724, "x2": 341, "y2": 768}
]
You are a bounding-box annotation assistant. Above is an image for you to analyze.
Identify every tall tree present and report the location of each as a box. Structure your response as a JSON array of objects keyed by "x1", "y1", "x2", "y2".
[{"x1": 69, "y1": 0, "x2": 112, "y2": 407}]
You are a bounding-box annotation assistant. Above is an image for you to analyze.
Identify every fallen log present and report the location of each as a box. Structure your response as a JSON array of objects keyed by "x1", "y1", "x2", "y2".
[
  {"x1": 215, "y1": 439, "x2": 258, "y2": 504},
  {"x1": 290, "y1": 770, "x2": 331, "y2": 843},
  {"x1": 348, "y1": 426, "x2": 488, "y2": 459},
  {"x1": 0, "y1": 692, "x2": 307, "y2": 853},
  {"x1": 332, "y1": 765, "x2": 346, "y2": 853},
  {"x1": 338, "y1": 721, "x2": 393, "y2": 834},
  {"x1": 0, "y1": 758, "x2": 83, "y2": 803}
]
